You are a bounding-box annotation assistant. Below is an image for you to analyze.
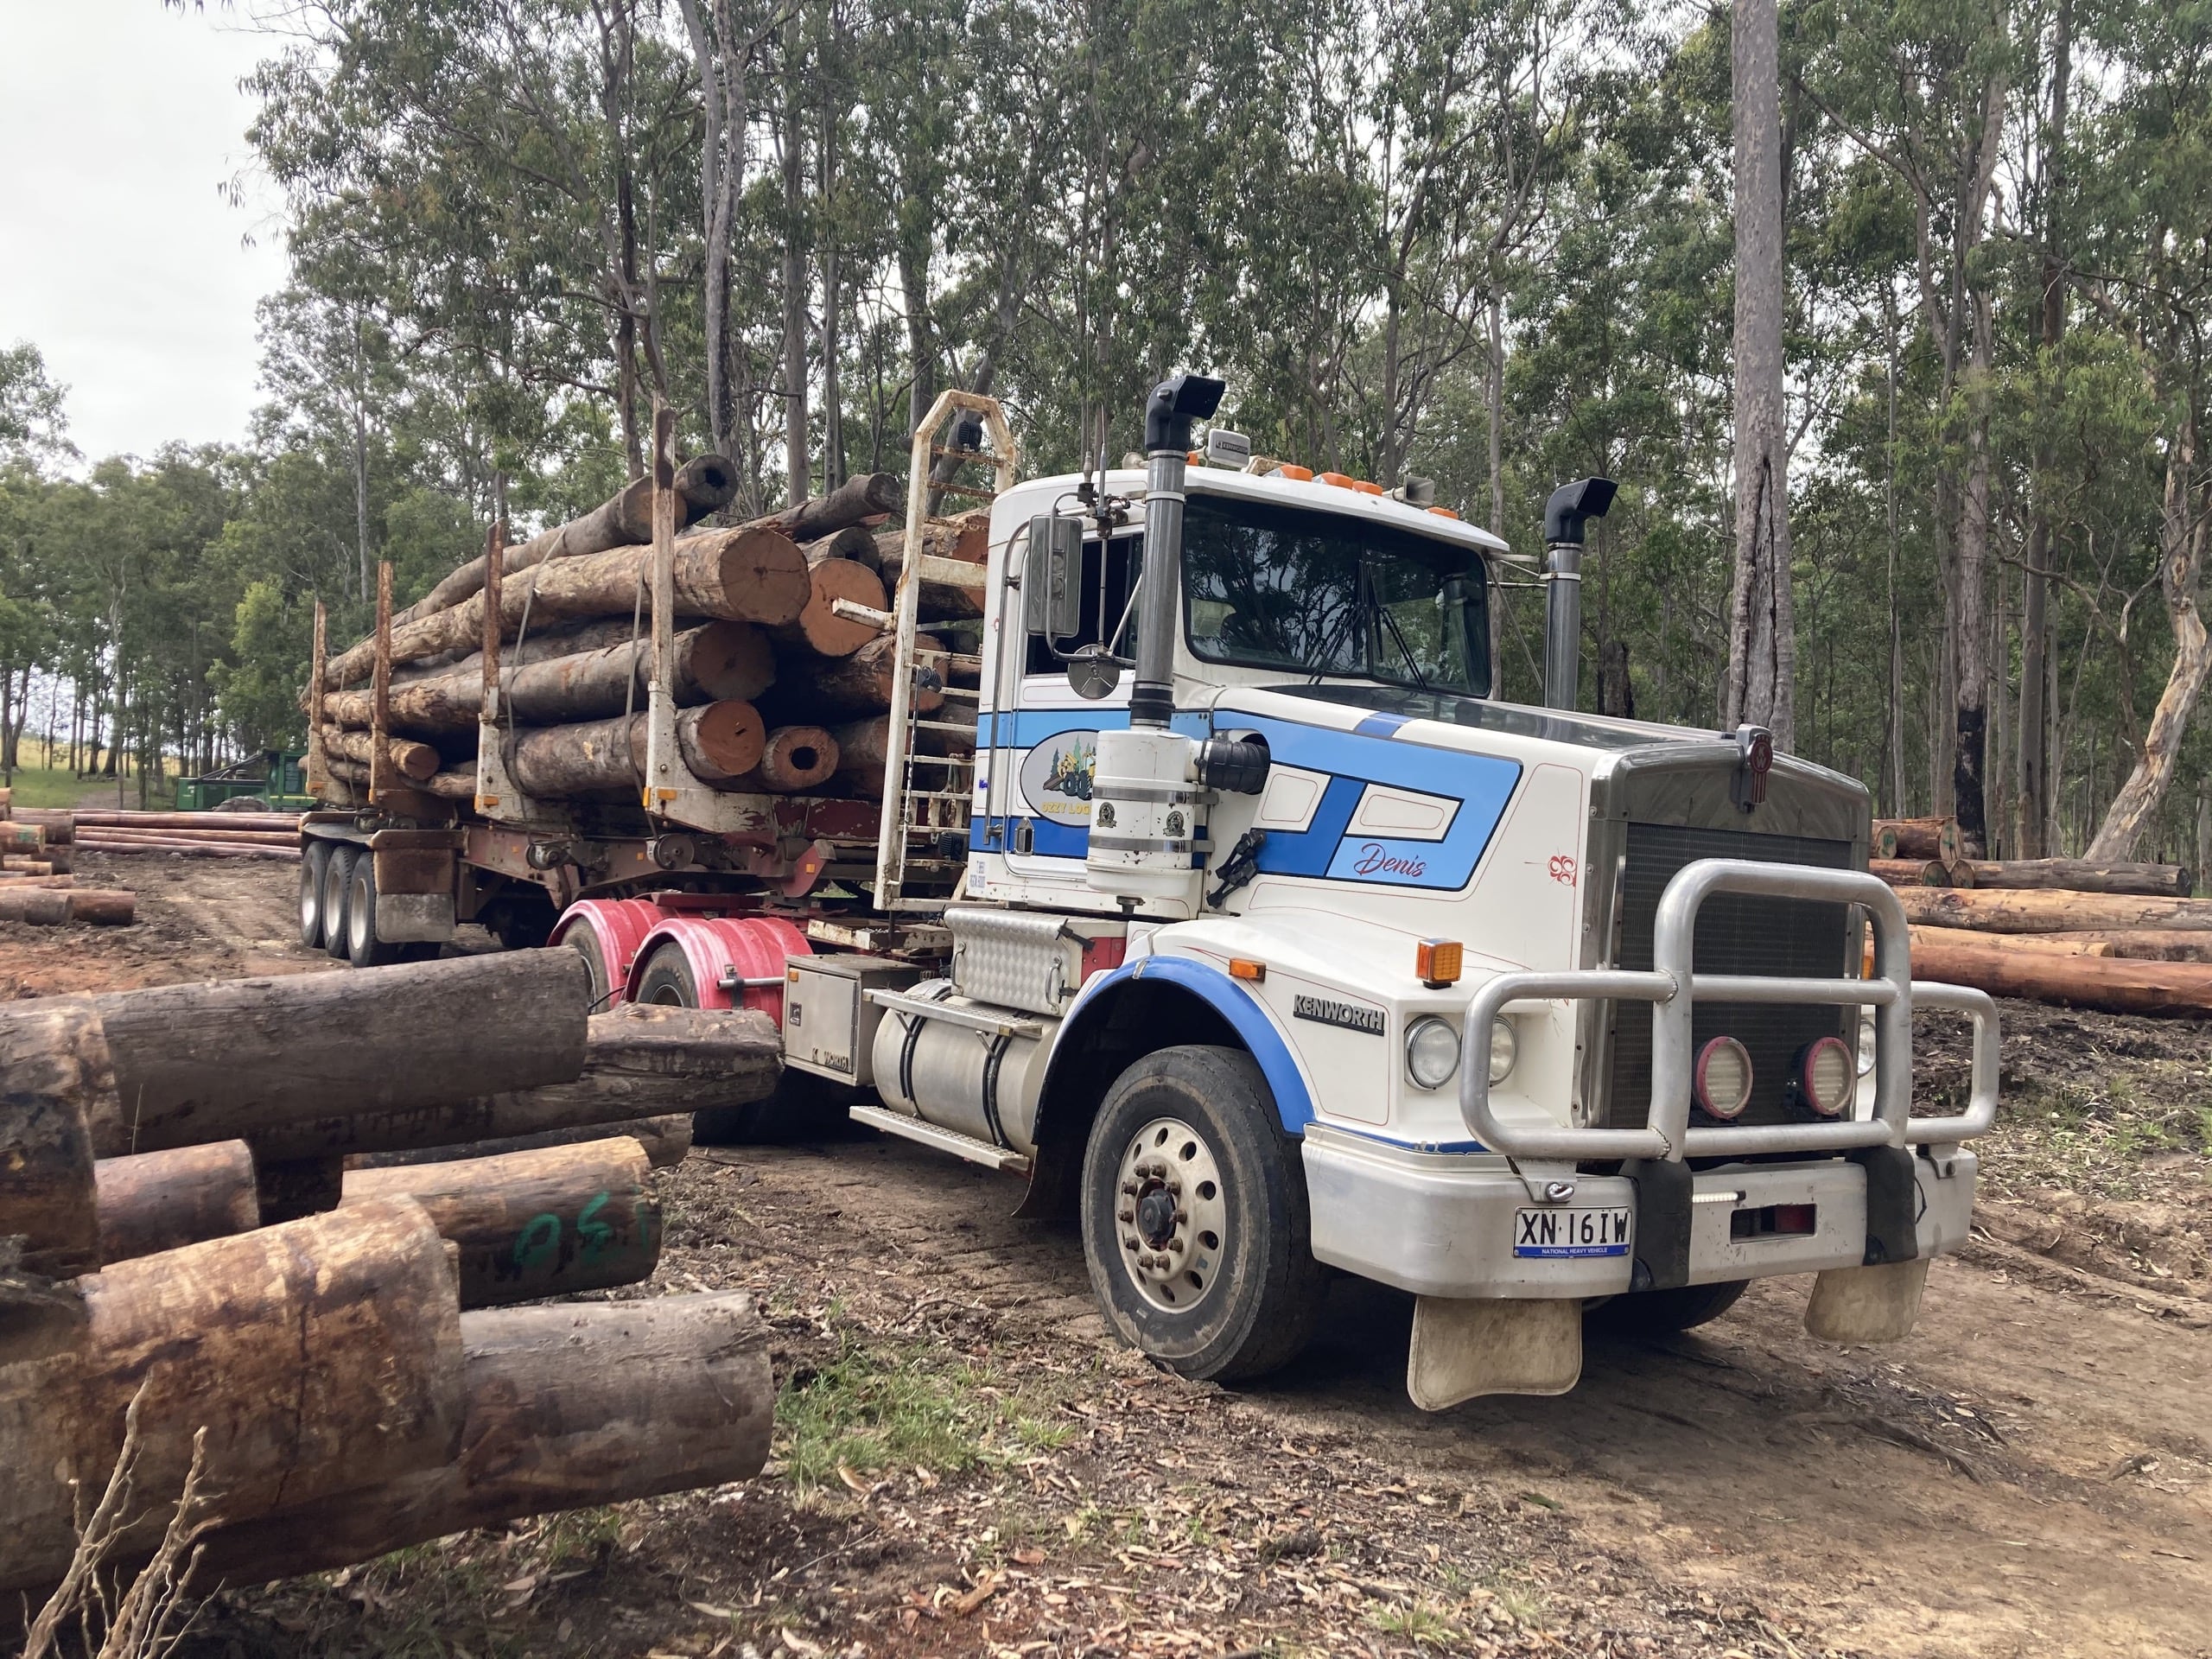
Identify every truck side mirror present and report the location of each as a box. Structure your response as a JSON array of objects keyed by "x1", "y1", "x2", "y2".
[{"x1": 1024, "y1": 515, "x2": 1084, "y2": 641}]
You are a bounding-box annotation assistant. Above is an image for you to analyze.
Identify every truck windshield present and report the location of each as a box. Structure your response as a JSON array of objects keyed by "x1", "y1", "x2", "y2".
[{"x1": 1179, "y1": 493, "x2": 1490, "y2": 696}]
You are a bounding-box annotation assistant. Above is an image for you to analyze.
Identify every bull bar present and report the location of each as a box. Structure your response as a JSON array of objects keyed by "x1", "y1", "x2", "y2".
[{"x1": 1459, "y1": 858, "x2": 1999, "y2": 1160}]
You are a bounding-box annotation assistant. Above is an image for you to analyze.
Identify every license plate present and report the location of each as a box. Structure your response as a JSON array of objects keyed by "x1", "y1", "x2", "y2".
[{"x1": 1514, "y1": 1205, "x2": 1632, "y2": 1259}]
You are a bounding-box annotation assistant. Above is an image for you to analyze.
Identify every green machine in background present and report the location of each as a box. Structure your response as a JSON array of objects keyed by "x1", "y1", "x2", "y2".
[{"x1": 175, "y1": 749, "x2": 315, "y2": 812}]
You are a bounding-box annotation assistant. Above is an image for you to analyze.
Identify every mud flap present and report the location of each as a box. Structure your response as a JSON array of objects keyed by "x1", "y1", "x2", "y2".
[
  {"x1": 1407, "y1": 1296, "x2": 1583, "y2": 1410},
  {"x1": 1804, "y1": 1257, "x2": 1930, "y2": 1343}
]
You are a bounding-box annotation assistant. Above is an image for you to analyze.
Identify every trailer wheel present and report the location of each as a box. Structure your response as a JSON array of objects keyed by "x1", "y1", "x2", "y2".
[
  {"x1": 566, "y1": 926, "x2": 617, "y2": 1009},
  {"x1": 299, "y1": 841, "x2": 333, "y2": 948},
  {"x1": 1586, "y1": 1279, "x2": 1748, "y2": 1337},
  {"x1": 1080, "y1": 1045, "x2": 1323, "y2": 1382},
  {"x1": 632, "y1": 940, "x2": 849, "y2": 1144},
  {"x1": 322, "y1": 845, "x2": 359, "y2": 961},
  {"x1": 345, "y1": 856, "x2": 404, "y2": 968}
]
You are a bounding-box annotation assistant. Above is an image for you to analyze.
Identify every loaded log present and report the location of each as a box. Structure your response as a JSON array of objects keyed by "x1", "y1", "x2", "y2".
[
  {"x1": 323, "y1": 757, "x2": 477, "y2": 801},
  {"x1": 748, "y1": 469, "x2": 900, "y2": 542},
  {"x1": 768, "y1": 558, "x2": 890, "y2": 658},
  {"x1": 802, "y1": 524, "x2": 881, "y2": 569},
  {"x1": 504, "y1": 700, "x2": 766, "y2": 795},
  {"x1": 331, "y1": 620, "x2": 776, "y2": 734},
  {"x1": 1894, "y1": 887, "x2": 2212, "y2": 935},
  {"x1": 341, "y1": 1138, "x2": 658, "y2": 1308},
  {"x1": 317, "y1": 726, "x2": 443, "y2": 782},
  {"x1": 92, "y1": 1141, "x2": 260, "y2": 1264},
  {"x1": 0, "y1": 1198, "x2": 464, "y2": 1593},
  {"x1": 737, "y1": 725, "x2": 840, "y2": 794},
  {"x1": 87, "y1": 949, "x2": 591, "y2": 1154},
  {"x1": 775, "y1": 630, "x2": 946, "y2": 721},
  {"x1": 185, "y1": 1293, "x2": 771, "y2": 1591},
  {"x1": 243, "y1": 1005, "x2": 779, "y2": 1164}
]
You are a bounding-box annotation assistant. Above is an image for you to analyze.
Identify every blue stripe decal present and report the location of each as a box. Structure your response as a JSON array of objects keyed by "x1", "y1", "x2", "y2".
[
  {"x1": 1353, "y1": 712, "x2": 1409, "y2": 737},
  {"x1": 1107, "y1": 954, "x2": 1313, "y2": 1130}
]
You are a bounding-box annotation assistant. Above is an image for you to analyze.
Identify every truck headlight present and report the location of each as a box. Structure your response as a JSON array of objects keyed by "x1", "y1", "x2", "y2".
[
  {"x1": 1405, "y1": 1017, "x2": 1461, "y2": 1090},
  {"x1": 1487, "y1": 1016, "x2": 1517, "y2": 1084}
]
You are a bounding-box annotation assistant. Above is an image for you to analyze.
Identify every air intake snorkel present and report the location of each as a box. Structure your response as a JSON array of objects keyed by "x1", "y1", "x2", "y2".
[
  {"x1": 1129, "y1": 372, "x2": 1227, "y2": 728},
  {"x1": 1540, "y1": 477, "x2": 1617, "y2": 711}
]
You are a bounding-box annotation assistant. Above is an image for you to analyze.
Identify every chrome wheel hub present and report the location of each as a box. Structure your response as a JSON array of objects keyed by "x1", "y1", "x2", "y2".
[{"x1": 1113, "y1": 1116, "x2": 1226, "y2": 1313}]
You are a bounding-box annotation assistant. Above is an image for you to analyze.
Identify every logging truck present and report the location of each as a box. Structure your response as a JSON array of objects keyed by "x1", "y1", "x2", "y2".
[{"x1": 296, "y1": 377, "x2": 1999, "y2": 1408}]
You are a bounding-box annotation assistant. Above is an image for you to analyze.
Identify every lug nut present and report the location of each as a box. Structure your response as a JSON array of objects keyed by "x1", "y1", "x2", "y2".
[
  {"x1": 1165, "y1": 1179, "x2": 1183, "y2": 1196},
  {"x1": 1117, "y1": 1208, "x2": 1135, "y2": 1224},
  {"x1": 1166, "y1": 1238, "x2": 1185, "y2": 1255},
  {"x1": 1120, "y1": 1180, "x2": 1139, "y2": 1197},
  {"x1": 1173, "y1": 1208, "x2": 1188, "y2": 1225},
  {"x1": 1123, "y1": 1236, "x2": 1140, "y2": 1252}
]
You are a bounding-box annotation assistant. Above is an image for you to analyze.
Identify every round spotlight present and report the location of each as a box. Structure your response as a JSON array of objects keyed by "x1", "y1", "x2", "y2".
[
  {"x1": 1694, "y1": 1036, "x2": 1754, "y2": 1120},
  {"x1": 1487, "y1": 1016, "x2": 1518, "y2": 1086},
  {"x1": 1405, "y1": 1017, "x2": 1461, "y2": 1090},
  {"x1": 1796, "y1": 1035, "x2": 1856, "y2": 1117}
]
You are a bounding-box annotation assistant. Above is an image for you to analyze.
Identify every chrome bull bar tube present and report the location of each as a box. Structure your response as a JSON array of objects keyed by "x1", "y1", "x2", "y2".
[{"x1": 1459, "y1": 857, "x2": 1998, "y2": 1161}]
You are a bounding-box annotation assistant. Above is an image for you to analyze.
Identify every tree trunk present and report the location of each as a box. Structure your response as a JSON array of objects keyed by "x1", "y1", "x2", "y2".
[
  {"x1": 780, "y1": 11, "x2": 810, "y2": 507},
  {"x1": 323, "y1": 527, "x2": 809, "y2": 685},
  {"x1": 1906, "y1": 933, "x2": 2212, "y2": 1018},
  {"x1": 183, "y1": 1293, "x2": 771, "y2": 1591},
  {"x1": 502, "y1": 700, "x2": 766, "y2": 794},
  {"x1": 241, "y1": 1005, "x2": 779, "y2": 1164},
  {"x1": 0, "y1": 1198, "x2": 464, "y2": 1594},
  {"x1": 804, "y1": 524, "x2": 880, "y2": 569},
  {"x1": 341, "y1": 1139, "x2": 658, "y2": 1308},
  {"x1": 767, "y1": 559, "x2": 888, "y2": 658},
  {"x1": 318, "y1": 726, "x2": 441, "y2": 783},
  {"x1": 92, "y1": 1141, "x2": 259, "y2": 1265},
  {"x1": 766, "y1": 630, "x2": 944, "y2": 722},
  {"x1": 1949, "y1": 859, "x2": 2190, "y2": 897},
  {"x1": 755, "y1": 470, "x2": 901, "y2": 543},
  {"x1": 1722, "y1": 0, "x2": 1796, "y2": 750},
  {"x1": 332, "y1": 622, "x2": 774, "y2": 734},
  {"x1": 0, "y1": 1001, "x2": 120, "y2": 1278},
  {"x1": 736, "y1": 725, "x2": 839, "y2": 793},
  {"x1": 88, "y1": 950, "x2": 591, "y2": 1154},
  {"x1": 346, "y1": 1112, "x2": 692, "y2": 1173},
  {"x1": 1894, "y1": 887, "x2": 2212, "y2": 935}
]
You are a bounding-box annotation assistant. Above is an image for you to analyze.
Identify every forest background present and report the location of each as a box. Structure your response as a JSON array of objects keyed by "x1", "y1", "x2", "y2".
[{"x1": 0, "y1": 0, "x2": 2207, "y2": 863}]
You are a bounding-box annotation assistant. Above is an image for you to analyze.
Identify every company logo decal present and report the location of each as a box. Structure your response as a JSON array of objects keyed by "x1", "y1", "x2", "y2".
[
  {"x1": 1292, "y1": 994, "x2": 1385, "y2": 1036},
  {"x1": 1018, "y1": 731, "x2": 1099, "y2": 824},
  {"x1": 1349, "y1": 842, "x2": 1427, "y2": 880}
]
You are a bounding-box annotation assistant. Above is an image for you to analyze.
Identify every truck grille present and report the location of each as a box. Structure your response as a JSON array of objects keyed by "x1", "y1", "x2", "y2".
[{"x1": 1599, "y1": 821, "x2": 1855, "y2": 1132}]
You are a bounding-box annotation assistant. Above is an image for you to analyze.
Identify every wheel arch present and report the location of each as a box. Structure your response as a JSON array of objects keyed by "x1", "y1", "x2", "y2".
[{"x1": 1017, "y1": 955, "x2": 1313, "y2": 1219}]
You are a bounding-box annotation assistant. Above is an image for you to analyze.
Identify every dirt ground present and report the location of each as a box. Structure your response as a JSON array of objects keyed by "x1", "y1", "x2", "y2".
[{"x1": 9, "y1": 855, "x2": 2212, "y2": 1659}]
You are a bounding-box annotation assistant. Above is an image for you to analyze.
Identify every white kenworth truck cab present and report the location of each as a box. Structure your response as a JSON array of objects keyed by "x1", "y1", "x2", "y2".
[{"x1": 415, "y1": 375, "x2": 1999, "y2": 1408}]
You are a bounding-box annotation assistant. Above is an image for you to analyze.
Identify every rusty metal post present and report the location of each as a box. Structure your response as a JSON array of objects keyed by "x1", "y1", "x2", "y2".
[
  {"x1": 306, "y1": 601, "x2": 328, "y2": 798},
  {"x1": 371, "y1": 562, "x2": 393, "y2": 804},
  {"x1": 481, "y1": 512, "x2": 506, "y2": 719},
  {"x1": 650, "y1": 404, "x2": 677, "y2": 707}
]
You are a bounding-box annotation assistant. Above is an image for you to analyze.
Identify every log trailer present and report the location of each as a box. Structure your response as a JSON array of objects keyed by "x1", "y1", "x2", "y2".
[{"x1": 296, "y1": 377, "x2": 1999, "y2": 1407}]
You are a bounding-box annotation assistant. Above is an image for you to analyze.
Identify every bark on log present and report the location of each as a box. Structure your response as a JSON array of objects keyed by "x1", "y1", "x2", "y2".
[
  {"x1": 825, "y1": 711, "x2": 976, "y2": 801},
  {"x1": 73, "y1": 810, "x2": 300, "y2": 832},
  {"x1": 0, "y1": 1001, "x2": 121, "y2": 1278},
  {"x1": 2038, "y1": 928, "x2": 2212, "y2": 964},
  {"x1": 772, "y1": 631, "x2": 945, "y2": 722},
  {"x1": 1949, "y1": 859, "x2": 2192, "y2": 898},
  {"x1": 322, "y1": 527, "x2": 810, "y2": 685},
  {"x1": 0, "y1": 874, "x2": 74, "y2": 889},
  {"x1": 242, "y1": 1005, "x2": 779, "y2": 1164},
  {"x1": 0, "y1": 1197, "x2": 465, "y2": 1593},
  {"x1": 332, "y1": 621, "x2": 776, "y2": 734},
  {"x1": 393, "y1": 615, "x2": 645, "y2": 686},
  {"x1": 768, "y1": 558, "x2": 889, "y2": 658},
  {"x1": 1872, "y1": 817, "x2": 1962, "y2": 862},
  {"x1": 1908, "y1": 924, "x2": 2111, "y2": 958},
  {"x1": 1, "y1": 859, "x2": 54, "y2": 876},
  {"x1": 1909, "y1": 934, "x2": 2212, "y2": 1017},
  {"x1": 749, "y1": 470, "x2": 901, "y2": 542},
  {"x1": 873, "y1": 511, "x2": 988, "y2": 580},
  {"x1": 0, "y1": 888, "x2": 135, "y2": 924},
  {"x1": 10, "y1": 809, "x2": 73, "y2": 842},
  {"x1": 80, "y1": 825, "x2": 296, "y2": 847},
  {"x1": 90, "y1": 949, "x2": 591, "y2": 1154},
  {"x1": 346, "y1": 1112, "x2": 692, "y2": 1172},
  {"x1": 389, "y1": 456, "x2": 739, "y2": 633},
  {"x1": 319, "y1": 726, "x2": 441, "y2": 782},
  {"x1": 503, "y1": 701, "x2": 766, "y2": 795},
  {"x1": 78, "y1": 836, "x2": 298, "y2": 861},
  {"x1": 3, "y1": 823, "x2": 45, "y2": 853},
  {"x1": 341, "y1": 1139, "x2": 658, "y2": 1308},
  {"x1": 1894, "y1": 887, "x2": 2212, "y2": 935},
  {"x1": 802, "y1": 524, "x2": 880, "y2": 569},
  {"x1": 322, "y1": 758, "x2": 477, "y2": 802},
  {"x1": 92, "y1": 1141, "x2": 259, "y2": 1264},
  {"x1": 184, "y1": 1292, "x2": 771, "y2": 1591},
  {"x1": 736, "y1": 725, "x2": 839, "y2": 794},
  {"x1": 1872, "y1": 859, "x2": 1953, "y2": 887}
]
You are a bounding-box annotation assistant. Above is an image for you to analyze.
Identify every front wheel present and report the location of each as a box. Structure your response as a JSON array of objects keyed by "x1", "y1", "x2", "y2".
[{"x1": 1080, "y1": 1045, "x2": 1324, "y2": 1383}]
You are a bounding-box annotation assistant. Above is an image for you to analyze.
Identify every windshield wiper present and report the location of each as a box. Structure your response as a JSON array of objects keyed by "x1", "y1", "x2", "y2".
[{"x1": 1373, "y1": 594, "x2": 1430, "y2": 690}]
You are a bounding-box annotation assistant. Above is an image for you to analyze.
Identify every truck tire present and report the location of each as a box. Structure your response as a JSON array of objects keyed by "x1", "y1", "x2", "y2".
[
  {"x1": 632, "y1": 940, "x2": 842, "y2": 1144},
  {"x1": 345, "y1": 856, "x2": 404, "y2": 968},
  {"x1": 322, "y1": 845, "x2": 359, "y2": 961},
  {"x1": 299, "y1": 840, "x2": 333, "y2": 948},
  {"x1": 566, "y1": 926, "x2": 616, "y2": 1010},
  {"x1": 1587, "y1": 1279, "x2": 1748, "y2": 1337},
  {"x1": 1080, "y1": 1045, "x2": 1324, "y2": 1383}
]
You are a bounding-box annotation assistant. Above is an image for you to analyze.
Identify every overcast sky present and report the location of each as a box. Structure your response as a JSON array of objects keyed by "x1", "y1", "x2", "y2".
[{"x1": 0, "y1": 1, "x2": 289, "y2": 465}]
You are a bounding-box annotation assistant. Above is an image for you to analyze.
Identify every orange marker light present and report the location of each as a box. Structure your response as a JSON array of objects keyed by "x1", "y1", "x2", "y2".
[
  {"x1": 1229, "y1": 957, "x2": 1267, "y2": 982},
  {"x1": 1415, "y1": 939, "x2": 1463, "y2": 988},
  {"x1": 1351, "y1": 479, "x2": 1385, "y2": 496},
  {"x1": 1427, "y1": 505, "x2": 1462, "y2": 520},
  {"x1": 1315, "y1": 470, "x2": 1357, "y2": 489},
  {"x1": 1274, "y1": 464, "x2": 1315, "y2": 481}
]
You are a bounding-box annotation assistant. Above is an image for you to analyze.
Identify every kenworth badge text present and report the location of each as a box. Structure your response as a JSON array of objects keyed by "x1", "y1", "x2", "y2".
[{"x1": 305, "y1": 377, "x2": 1998, "y2": 1408}]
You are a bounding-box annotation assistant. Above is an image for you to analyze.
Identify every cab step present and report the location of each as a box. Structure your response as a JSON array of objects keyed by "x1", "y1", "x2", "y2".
[{"x1": 849, "y1": 1104, "x2": 1032, "y2": 1175}]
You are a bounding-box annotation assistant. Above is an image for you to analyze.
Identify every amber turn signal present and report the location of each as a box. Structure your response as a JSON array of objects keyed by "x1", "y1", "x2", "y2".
[
  {"x1": 1414, "y1": 938, "x2": 1463, "y2": 988},
  {"x1": 1229, "y1": 957, "x2": 1267, "y2": 982}
]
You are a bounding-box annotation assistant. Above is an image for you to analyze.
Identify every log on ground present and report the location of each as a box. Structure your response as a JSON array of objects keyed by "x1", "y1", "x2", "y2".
[
  {"x1": 0, "y1": 1197, "x2": 464, "y2": 1593},
  {"x1": 0, "y1": 888, "x2": 135, "y2": 924},
  {"x1": 330, "y1": 620, "x2": 776, "y2": 734},
  {"x1": 241, "y1": 1004, "x2": 779, "y2": 1163},
  {"x1": 8, "y1": 809, "x2": 73, "y2": 842},
  {"x1": 73, "y1": 810, "x2": 299, "y2": 832},
  {"x1": 92, "y1": 1141, "x2": 259, "y2": 1263},
  {"x1": 1872, "y1": 858, "x2": 1952, "y2": 887},
  {"x1": 0, "y1": 1001, "x2": 121, "y2": 1278},
  {"x1": 1908, "y1": 934, "x2": 2212, "y2": 1017},
  {"x1": 1872, "y1": 816, "x2": 1962, "y2": 862},
  {"x1": 346, "y1": 1112, "x2": 693, "y2": 1172},
  {"x1": 77, "y1": 835, "x2": 298, "y2": 861},
  {"x1": 1894, "y1": 887, "x2": 2212, "y2": 935},
  {"x1": 503, "y1": 700, "x2": 765, "y2": 794},
  {"x1": 2038, "y1": 928, "x2": 2212, "y2": 963},
  {"x1": 1950, "y1": 858, "x2": 2191, "y2": 898},
  {"x1": 1908, "y1": 925, "x2": 2111, "y2": 958},
  {"x1": 88, "y1": 948, "x2": 591, "y2": 1154},
  {"x1": 185, "y1": 1292, "x2": 771, "y2": 1591},
  {"x1": 3, "y1": 823, "x2": 45, "y2": 853},
  {"x1": 341, "y1": 1138, "x2": 658, "y2": 1307}
]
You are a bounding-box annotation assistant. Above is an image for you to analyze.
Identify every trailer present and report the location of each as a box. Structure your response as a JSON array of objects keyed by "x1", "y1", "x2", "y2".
[{"x1": 296, "y1": 379, "x2": 1999, "y2": 1408}]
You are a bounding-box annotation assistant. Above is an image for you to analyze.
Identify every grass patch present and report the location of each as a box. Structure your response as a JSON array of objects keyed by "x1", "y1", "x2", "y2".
[
  {"x1": 1980, "y1": 1066, "x2": 2212, "y2": 1200},
  {"x1": 1368, "y1": 1599, "x2": 1465, "y2": 1648},
  {"x1": 774, "y1": 1337, "x2": 1081, "y2": 1492},
  {"x1": 0, "y1": 765, "x2": 103, "y2": 810}
]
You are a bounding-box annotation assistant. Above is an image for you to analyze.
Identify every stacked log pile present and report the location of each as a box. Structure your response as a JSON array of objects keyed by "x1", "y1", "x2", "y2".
[
  {"x1": 0, "y1": 798, "x2": 135, "y2": 925},
  {"x1": 0, "y1": 949, "x2": 781, "y2": 1598},
  {"x1": 1867, "y1": 817, "x2": 2212, "y2": 1014},
  {"x1": 308, "y1": 457, "x2": 985, "y2": 814}
]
